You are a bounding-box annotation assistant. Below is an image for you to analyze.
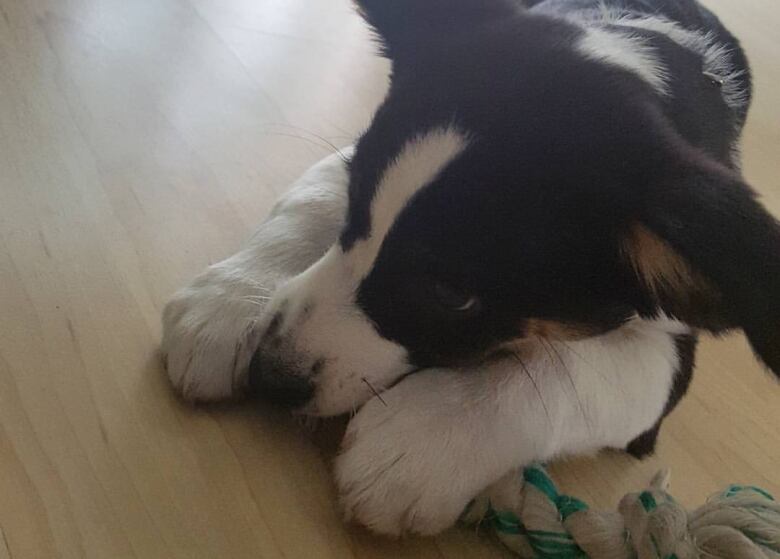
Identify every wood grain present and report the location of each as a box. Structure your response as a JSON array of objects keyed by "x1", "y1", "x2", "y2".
[{"x1": 0, "y1": 0, "x2": 777, "y2": 557}]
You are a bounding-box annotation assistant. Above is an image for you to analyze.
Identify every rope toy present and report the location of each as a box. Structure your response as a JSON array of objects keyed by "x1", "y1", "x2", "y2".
[{"x1": 460, "y1": 465, "x2": 780, "y2": 558}]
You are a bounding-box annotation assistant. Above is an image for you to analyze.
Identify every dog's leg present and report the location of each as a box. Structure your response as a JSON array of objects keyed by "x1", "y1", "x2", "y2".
[
  {"x1": 162, "y1": 150, "x2": 352, "y2": 401},
  {"x1": 335, "y1": 319, "x2": 684, "y2": 536},
  {"x1": 625, "y1": 421, "x2": 662, "y2": 459},
  {"x1": 626, "y1": 332, "x2": 698, "y2": 458}
]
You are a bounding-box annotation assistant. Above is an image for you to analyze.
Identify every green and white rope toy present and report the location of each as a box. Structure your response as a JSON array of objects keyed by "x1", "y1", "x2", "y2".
[{"x1": 461, "y1": 465, "x2": 780, "y2": 558}]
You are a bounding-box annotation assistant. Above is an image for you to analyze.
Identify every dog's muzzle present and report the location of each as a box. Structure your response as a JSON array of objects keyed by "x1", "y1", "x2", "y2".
[{"x1": 247, "y1": 348, "x2": 315, "y2": 408}]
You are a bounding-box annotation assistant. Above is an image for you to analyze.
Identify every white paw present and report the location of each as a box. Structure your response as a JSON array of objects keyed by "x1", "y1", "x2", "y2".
[
  {"x1": 334, "y1": 375, "x2": 481, "y2": 536},
  {"x1": 161, "y1": 260, "x2": 275, "y2": 401}
]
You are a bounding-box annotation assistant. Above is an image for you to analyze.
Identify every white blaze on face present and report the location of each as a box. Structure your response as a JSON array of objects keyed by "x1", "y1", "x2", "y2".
[
  {"x1": 349, "y1": 128, "x2": 469, "y2": 279},
  {"x1": 264, "y1": 128, "x2": 469, "y2": 415}
]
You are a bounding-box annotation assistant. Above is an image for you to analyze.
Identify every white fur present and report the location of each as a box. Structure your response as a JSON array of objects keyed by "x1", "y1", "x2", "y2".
[
  {"x1": 253, "y1": 128, "x2": 469, "y2": 415},
  {"x1": 163, "y1": 130, "x2": 468, "y2": 410},
  {"x1": 336, "y1": 316, "x2": 686, "y2": 535},
  {"x1": 576, "y1": 26, "x2": 671, "y2": 95},
  {"x1": 161, "y1": 149, "x2": 353, "y2": 400},
  {"x1": 261, "y1": 246, "x2": 411, "y2": 416},
  {"x1": 350, "y1": 128, "x2": 468, "y2": 278},
  {"x1": 573, "y1": 6, "x2": 748, "y2": 109},
  {"x1": 162, "y1": 153, "x2": 689, "y2": 535}
]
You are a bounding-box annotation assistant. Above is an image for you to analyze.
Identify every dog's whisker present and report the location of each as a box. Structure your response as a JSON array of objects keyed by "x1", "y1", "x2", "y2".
[
  {"x1": 245, "y1": 289, "x2": 272, "y2": 296},
  {"x1": 240, "y1": 294, "x2": 271, "y2": 303},
  {"x1": 264, "y1": 123, "x2": 352, "y2": 163},
  {"x1": 541, "y1": 337, "x2": 591, "y2": 434},
  {"x1": 508, "y1": 349, "x2": 551, "y2": 426},
  {"x1": 556, "y1": 337, "x2": 613, "y2": 389},
  {"x1": 362, "y1": 377, "x2": 388, "y2": 407},
  {"x1": 241, "y1": 279, "x2": 274, "y2": 292},
  {"x1": 557, "y1": 338, "x2": 590, "y2": 367},
  {"x1": 536, "y1": 335, "x2": 556, "y2": 365},
  {"x1": 239, "y1": 299, "x2": 270, "y2": 306},
  {"x1": 263, "y1": 131, "x2": 350, "y2": 163},
  {"x1": 247, "y1": 291, "x2": 271, "y2": 299}
]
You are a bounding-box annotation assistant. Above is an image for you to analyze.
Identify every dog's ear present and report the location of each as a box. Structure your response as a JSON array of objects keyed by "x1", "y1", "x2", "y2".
[
  {"x1": 353, "y1": 0, "x2": 515, "y2": 59},
  {"x1": 623, "y1": 138, "x2": 780, "y2": 376}
]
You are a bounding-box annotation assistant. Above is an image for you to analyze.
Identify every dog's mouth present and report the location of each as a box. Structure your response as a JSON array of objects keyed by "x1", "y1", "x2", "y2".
[{"x1": 285, "y1": 361, "x2": 423, "y2": 418}]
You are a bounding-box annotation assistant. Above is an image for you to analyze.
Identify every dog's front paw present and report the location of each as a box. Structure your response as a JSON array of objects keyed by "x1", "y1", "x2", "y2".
[
  {"x1": 334, "y1": 380, "x2": 479, "y2": 536},
  {"x1": 161, "y1": 260, "x2": 275, "y2": 401}
]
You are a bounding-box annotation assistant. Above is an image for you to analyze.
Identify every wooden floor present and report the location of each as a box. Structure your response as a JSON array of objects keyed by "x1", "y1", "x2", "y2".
[{"x1": 0, "y1": 0, "x2": 778, "y2": 557}]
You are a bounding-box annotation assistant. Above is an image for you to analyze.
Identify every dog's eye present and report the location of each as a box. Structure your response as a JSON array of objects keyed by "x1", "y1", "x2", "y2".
[{"x1": 433, "y1": 281, "x2": 481, "y2": 313}]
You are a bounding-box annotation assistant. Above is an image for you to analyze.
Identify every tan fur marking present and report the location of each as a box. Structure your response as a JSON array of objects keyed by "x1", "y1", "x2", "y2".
[
  {"x1": 525, "y1": 319, "x2": 598, "y2": 341},
  {"x1": 623, "y1": 224, "x2": 704, "y2": 296}
]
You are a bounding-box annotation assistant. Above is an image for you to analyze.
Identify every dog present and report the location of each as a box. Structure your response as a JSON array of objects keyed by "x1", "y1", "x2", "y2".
[{"x1": 162, "y1": 0, "x2": 780, "y2": 537}]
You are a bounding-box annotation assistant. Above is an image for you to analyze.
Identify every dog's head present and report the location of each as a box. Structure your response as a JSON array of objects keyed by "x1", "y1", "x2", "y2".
[{"x1": 252, "y1": 0, "x2": 780, "y2": 415}]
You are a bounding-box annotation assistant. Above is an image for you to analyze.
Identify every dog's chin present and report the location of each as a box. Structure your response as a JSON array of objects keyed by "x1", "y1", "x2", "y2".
[
  {"x1": 295, "y1": 391, "x2": 371, "y2": 418},
  {"x1": 294, "y1": 400, "x2": 353, "y2": 418},
  {"x1": 295, "y1": 364, "x2": 417, "y2": 418}
]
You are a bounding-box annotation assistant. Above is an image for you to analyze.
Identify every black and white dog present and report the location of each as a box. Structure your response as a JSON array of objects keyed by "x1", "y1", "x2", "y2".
[{"x1": 162, "y1": 0, "x2": 780, "y2": 536}]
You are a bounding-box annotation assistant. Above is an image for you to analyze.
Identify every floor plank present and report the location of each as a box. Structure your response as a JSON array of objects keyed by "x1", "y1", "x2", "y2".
[{"x1": 0, "y1": 0, "x2": 777, "y2": 557}]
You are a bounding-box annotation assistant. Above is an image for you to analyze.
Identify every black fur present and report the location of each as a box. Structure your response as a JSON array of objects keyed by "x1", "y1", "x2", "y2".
[
  {"x1": 248, "y1": 348, "x2": 314, "y2": 407},
  {"x1": 625, "y1": 424, "x2": 662, "y2": 459},
  {"x1": 344, "y1": 0, "x2": 780, "y2": 386}
]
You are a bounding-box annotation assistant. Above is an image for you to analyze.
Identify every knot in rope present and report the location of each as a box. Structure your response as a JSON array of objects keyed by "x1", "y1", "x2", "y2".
[{"x1": 461, "y1": 465, "x2": 780, "y2": 559}]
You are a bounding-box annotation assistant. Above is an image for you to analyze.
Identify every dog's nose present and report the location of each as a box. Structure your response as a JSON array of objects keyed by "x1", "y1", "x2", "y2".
[{"x1": 248, "y1": 349, "x2": 314, "y2": 408}]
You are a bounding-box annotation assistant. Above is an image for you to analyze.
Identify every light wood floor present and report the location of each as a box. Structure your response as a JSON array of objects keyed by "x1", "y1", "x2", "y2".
[{"x1": 0, "y1": 1, "x2": 778, "y2": 557}]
